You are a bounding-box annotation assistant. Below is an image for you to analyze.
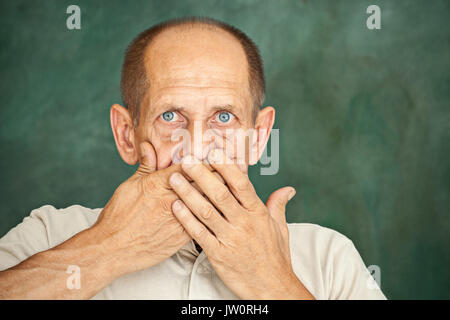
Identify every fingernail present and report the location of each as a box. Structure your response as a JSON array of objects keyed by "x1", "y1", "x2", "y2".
[
  {"x1": 172, "y1": 200, "x2": 182, "y2": 212},
  {"x1": 288, "y1": 188, "x2": 296, "y2": 201},
  {"x1": 170, "y1": 172, "x2": 183, "y2": 186},
  {"x1": 181, "y1": 156, "x2": 198, "y2": 169},
  {"x1": 208, "y1": 149, "x2": 223, "y2": 164}
]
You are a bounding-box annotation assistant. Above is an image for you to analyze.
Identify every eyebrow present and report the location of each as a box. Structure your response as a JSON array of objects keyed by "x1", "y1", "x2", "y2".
[{"x1": 210, "y1": 104, "x2": 237, "y2": 114}]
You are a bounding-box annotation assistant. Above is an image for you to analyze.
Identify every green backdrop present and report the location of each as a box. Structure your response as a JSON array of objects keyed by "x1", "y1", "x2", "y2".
[{"x1": 0, "y1": 0, "x2": 448, "y2": 299}]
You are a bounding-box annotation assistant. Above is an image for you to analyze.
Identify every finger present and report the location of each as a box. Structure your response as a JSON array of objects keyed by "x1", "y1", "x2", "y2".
[
  {"x1": 213, "y1": 171, "x2": 225, "y2": 184},
  {"x1": 266, "y1": 187, "x2": 296, "y2": 226},
  {"x1": 203, "y1": 161, "x2": 215, "y2": 172},
  {"x1": 169, "y1": 172, "x2": 231, "y2": 237},
  {"x1": 172, "y1": 200, "x2": 218, "y2": 253},
  {"x1": 191, "y1": 172, "x2": 225, "y2": 195},
  {"x1": 208, "y1": 149, "x2": 263, "y2": 211},
  {"x1": 181, "y1": 156, "x2": 242, "y2": 221},
  {"x1": 137, "y1": 141, "x2": 157, "y2": 174},
  {"x1": 156, "y1": 164, "x2": 223, "y2": 191}
]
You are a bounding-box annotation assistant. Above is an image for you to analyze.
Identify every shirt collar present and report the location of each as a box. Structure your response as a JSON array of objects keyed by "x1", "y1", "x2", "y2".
[
  {"x1": 177, "y1": 239, "x2": 211, "y2": 269},
  {"x1": 179, "y1": 239, "x2": 201, "y2": 257}
]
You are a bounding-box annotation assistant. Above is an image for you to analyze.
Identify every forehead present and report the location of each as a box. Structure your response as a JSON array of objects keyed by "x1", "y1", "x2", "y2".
[{"x1": 142, "y1": 26, "x2": 252, "y2": 115}]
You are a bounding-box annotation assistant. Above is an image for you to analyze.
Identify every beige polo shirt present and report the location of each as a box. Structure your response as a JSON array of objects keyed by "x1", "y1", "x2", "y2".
[{"x1": 0, "y1": 204, "x2": 386, "y2": 299}]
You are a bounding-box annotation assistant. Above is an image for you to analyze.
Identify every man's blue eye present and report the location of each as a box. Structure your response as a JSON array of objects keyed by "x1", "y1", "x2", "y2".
[
  {"x1": 217, "y1": 112, "x2": 232, "y2": 123},
  {"x1": 161, "y1": 111, "x2": 175, "y2": 122}
]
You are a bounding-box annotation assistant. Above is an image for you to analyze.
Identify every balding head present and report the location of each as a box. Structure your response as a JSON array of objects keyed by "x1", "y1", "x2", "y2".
[
  {"x1": 120, "y1": 17, "x2": 265, "y2": 126},
  {"x1": 112, "y1": 17, "x2": 274, "y2": 171}
]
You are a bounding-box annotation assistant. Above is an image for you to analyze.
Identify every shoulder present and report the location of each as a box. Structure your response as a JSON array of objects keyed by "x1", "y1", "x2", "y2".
[
  {"x1": 26, "y1": 204, "x2": 102, "y2": 246},
  {"x1": 287, "y1": 222, "x2": 354, "y2": 277},
  {"x1": 287, "y1": 223, "x2": 386, "y2": 299},
  {"x1": 28, "y1": 204, "x2": 101, "y2": 233},
  {"x1": 0, "y1": 205, "x2": 102, "y2": 270},
  {"x1": 286, "y1": 223, "x2": 353, "y2": 298},
  {"x1": 287, "y1": 222, "x2": 353, "y2": 251}
]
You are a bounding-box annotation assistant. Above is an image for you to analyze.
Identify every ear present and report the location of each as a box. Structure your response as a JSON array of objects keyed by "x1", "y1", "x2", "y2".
[
  {"x1": 249, "y1": 106, "x2": 275, "y2": 165},
  {"x1": 110, "y1": 104, "x2": 139, "y2": 165}
]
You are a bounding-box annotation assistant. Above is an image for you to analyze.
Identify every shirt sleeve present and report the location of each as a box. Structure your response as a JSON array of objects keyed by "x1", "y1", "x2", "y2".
[
  {"x1": 328, "y1": 239, "x2": 387, "y2": 300},
  {"x1": 0, "y1": 207, "x2": 52, "y2": 271},
  {"x1": 0, "y1": 205, "x2": 100, "y2": 271}
]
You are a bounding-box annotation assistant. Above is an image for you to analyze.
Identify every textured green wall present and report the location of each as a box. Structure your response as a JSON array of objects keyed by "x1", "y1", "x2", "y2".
[{"x1": 0, "y1": 0, "x2": 448, "y2": 299}]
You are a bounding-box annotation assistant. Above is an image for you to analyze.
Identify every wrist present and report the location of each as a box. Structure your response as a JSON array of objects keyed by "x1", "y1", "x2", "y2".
[
  {"x1": 57, "y1": 225, "x2": 129, "y2": 286},
  {"x1": 278, "y1": 271, "x2": 315, "y2": 300},
  {"x1": 20, "y1": 225, "x2": 128, "y2": 299},
  {"x1": 82, "y1": 224, "x2": 132, "y2": 280},
  {"x1": 254, "y1": 270, "x2": 315, "y2": 300}
]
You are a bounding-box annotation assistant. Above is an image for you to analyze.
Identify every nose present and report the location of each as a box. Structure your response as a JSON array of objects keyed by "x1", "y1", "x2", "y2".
[{"x1": 172, "y1": 120, "x2": 223, "y2": 164}]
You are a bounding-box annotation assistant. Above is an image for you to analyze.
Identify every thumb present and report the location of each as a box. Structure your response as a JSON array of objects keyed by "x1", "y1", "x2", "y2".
[
  {"x1": 137, "y1": 141, "x2": 157, "y2": 175},
  {"x1": 266, "y1": 186, "x2": 296, "y2": 226}
]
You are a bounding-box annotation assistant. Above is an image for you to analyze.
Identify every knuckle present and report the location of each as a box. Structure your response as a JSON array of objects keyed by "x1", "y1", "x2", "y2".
[
  {"x1": 241, "y1": 221, "x2": 253, "y2": 234},
  {"x1": 194, "y1": 226, "x2": 207, "y2": 239},
  {"x1": 142, "y1": 176, "x2": 158, "y2": 192},
  {"x1": 214, "y1": 187, "x2": 231, "y2": 203},
  {"x1": 275, "y1": 199, "x2": 286, "y2": 211},
  {"x1": 200, "y1": 204, "x2": 216, "y2": 219},
  {"x1": 159, "y1": 198, "x2": 174, "y2": 215},
  {"x1": 233, "y1": 215, "x2": 249, "y2": 230},
  {"x1": 226, "y1": 229, "x2": 243, "y2": 246},
  {"x1": 235, "y1": 177, "x2": 251, "y2": 192},
  {"x1": 250, "y1": 200, "x2": 266, "y2": 213}
]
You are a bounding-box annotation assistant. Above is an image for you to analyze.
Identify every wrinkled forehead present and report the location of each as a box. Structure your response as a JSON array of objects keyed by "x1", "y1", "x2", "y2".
[{"x1": 142, "y1": 26, "x2": 252, "y2": 110}]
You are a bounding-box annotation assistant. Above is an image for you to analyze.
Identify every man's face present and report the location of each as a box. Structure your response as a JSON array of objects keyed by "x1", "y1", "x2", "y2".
[{"x1": 134, "y1": 27, "x2": 256, "y2": 170}]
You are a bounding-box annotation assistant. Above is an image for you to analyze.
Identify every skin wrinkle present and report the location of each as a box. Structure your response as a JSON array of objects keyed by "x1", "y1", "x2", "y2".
[{"x1": 134, "y1": 26, "x2": 255, "y2": 170}]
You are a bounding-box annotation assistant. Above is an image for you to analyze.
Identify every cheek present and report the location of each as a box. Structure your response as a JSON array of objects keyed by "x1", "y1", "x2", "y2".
[
  {"x1": 146, "y1": 123, "x2": 255, "y2": 168},
  {"x1": 147, "y1": 126, "x2": 182, "y2": 170},
  {"x1": 213, "y1": 127, "x2": 256, "y2": 163},
  {"x1": 151, "y1": 139, "x2": 179, "y2": 170},
  {"x1": 153, "y1": 121, "x2": 182, "y2": 140}
]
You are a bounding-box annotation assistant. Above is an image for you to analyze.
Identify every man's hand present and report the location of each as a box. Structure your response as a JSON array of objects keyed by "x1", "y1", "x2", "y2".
[
  {"x1": 0, "y1": 140, "x2": 192, "y2": 299},
  {"x1": 168, "y1": 149, "x2": 315, "y2": 300},
  {"x1": 91, "y1": 141, "x2": 192, "y2": 276},
  {"x1": 0, "y1": 141, "x2": 230, "y2": 299}
]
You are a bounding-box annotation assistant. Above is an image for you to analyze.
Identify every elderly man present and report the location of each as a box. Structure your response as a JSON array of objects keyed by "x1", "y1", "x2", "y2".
[{"x1": 0, "y1": 17, "x2": 385, "y2": 300}]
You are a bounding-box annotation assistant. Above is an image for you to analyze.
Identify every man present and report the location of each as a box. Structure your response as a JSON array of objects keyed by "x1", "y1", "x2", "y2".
[{"x1": 0, "y1": 17, "x2": 386, "y2": 299}]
